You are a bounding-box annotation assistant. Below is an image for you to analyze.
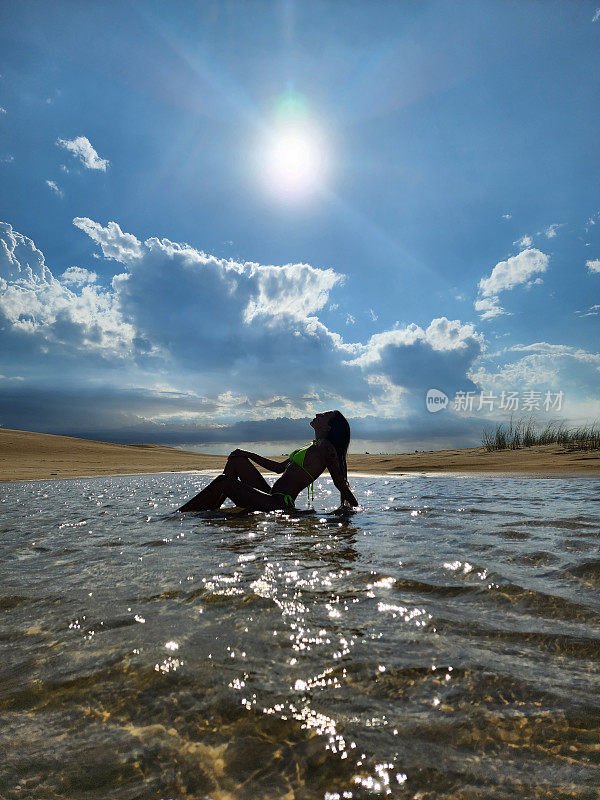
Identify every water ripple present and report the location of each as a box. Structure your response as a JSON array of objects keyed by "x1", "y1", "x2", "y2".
[{"x1": 1, "y1": 472, "x2": 599, "y2": 798}]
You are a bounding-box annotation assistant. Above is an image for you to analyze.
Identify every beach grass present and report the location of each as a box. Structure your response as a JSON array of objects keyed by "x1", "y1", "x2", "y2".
[{"x1": 482, "y1": 418, "x2": 600, "y2": 452}]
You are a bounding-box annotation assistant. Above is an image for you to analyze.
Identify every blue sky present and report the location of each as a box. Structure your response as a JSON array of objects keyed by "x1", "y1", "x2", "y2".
[{"x1": 1, "y1": 0, "x2": 599, "y2": 452}]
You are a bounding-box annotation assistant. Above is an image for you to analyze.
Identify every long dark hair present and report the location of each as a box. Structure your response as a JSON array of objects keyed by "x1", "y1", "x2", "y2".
[{"x1": 325, "y1": 410, "x2": 351, "y2": 481}]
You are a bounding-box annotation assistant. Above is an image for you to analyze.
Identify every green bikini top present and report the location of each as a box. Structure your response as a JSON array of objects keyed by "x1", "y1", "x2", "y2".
[{"x1": 289, "y1": 443, "x2": 316, "y2": 503}]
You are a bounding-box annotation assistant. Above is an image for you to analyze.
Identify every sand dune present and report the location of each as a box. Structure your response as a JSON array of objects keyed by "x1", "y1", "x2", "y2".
[
  {"x1": 1, "y1": 427, "x2": 599, "y2": 482},
  {"x1": 0, "y1": 428, "x2": 225, "y2": 482}
]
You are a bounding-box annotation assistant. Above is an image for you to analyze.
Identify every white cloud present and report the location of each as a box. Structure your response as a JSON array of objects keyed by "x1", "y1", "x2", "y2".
[
  {"x1": 471, "y1": 356, "x2": 559, "y2": 390},
  {"x1": 471, "y1": 342, "x2": 600, "y2": 413},
  {"x1": 593, "y1": 9, "x2": 600, "y2": 22},
  {"x1": 0, "y1": 222, "x2": 134, "y2": 354},
  {"x1": 513, "y1": 235, "x2": 533, "y2": 248},
  {"x1": 11, "y1": 217, "x2": 594, "y2": 441},
  {"x1": 45, "y1": 179, "x2": 63, "y2": 198},
  {"x1": 61, "y1": 266, "x2": 98, "y2": 286},
  {"x1": 74, "y1": 219, "x2": 485, "y2": 411},
  {"x1": 501, "y1": 213, "x2": 512, "y2": 220},
  {"x1": 73, "y1": 217, "x2": 143, "y2": 261},
  {"x1": 345, "y1": 323, "x2": 423, "y2": 368},
  {"x1": 543, "y1": 223, "x2": 562, "y2": 239},
  {"x1": 71, "y1": 218, "x2": 340, "y2": 333},
  {"x1": 425, "y1": 317, "x2": 482, "y2": 351},
  {"x1": 479, "y1": 249, "x2": 548, "y2": 296},
  {"x1": 1, "y1": 218, "x2": 491, "y2": 434},
  {"x1": 474, "y1": 297, "x2": 505, "y2": 319},
  {"x1": 345, "y1": 317, "x2": 482, "y2": 368},
  {"x1": 362, "y1": 374, "x2": 409, "y2": 418},
  {"x1": 368, "y1": 308, "x2": 378, "y2": 321},
  {"x1": 1, "y1": 155, "x2": 14, "y2": 164},
  {"x1": 56, "y1": 136, "x2": 109, "y2": 171},
  {"x1": 584, "y1": 211, "x2": 600, "y2": 233},
  {"x1": 345, "y1": 313, "x2": 355, "y2": 325},
  {"x1": 475, "y1": 248, "x2": 549, "y2": 319},
  {"x1": 509, "y1": 342, "x2": 600, "y2": 364},
  {"x1": 0, "y1": 106, "x2": 6, "y2": 114},
  {"x1": 68, "y1": 218, "x2": 363, "y2": 404},
  {"x1": 586, "y1": 258, "x2": 600, "y2": 274},
  {"x1": 575, "y1": 304, "x2": 600, "y2": 317},
  {"x1": 342, "y1": 317, "x2": 484, "y2": 410},
  {"x1": 243, "y1": 260, "x2": 342, "y2": 322}
]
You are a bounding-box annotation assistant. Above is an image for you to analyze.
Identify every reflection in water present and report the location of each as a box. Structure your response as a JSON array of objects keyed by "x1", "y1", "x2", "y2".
[{"x1": 1, "y1": 472, "x2": 600, "y2": 798}]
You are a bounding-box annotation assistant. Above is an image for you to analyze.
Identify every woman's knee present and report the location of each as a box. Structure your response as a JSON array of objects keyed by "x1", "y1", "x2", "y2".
[
  {"x1": 226, "y1": 451, "x2": 244, "y2": 467},
  {"x1": 225, "y1": 451, "x2": 248, "y2": 476},
  {"x1": 228, "y1": 448, "x2": 246, "y2": 458}
]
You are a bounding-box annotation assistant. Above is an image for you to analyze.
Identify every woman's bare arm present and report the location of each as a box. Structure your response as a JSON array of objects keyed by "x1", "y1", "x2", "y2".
[
  {"x1": 319, "y1": 441, "x2": 358, "y2": 506},
  {"x1": 232, "y1": 449, "x2": 288, "y2": 474}
]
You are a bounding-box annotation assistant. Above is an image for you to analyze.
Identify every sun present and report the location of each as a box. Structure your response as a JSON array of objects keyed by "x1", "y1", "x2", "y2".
[
  {"x1": 272, "y1": 132, "x2": 314, "y2": 185},
  {"x1": 261, "y1": 122, "x2": 326, "y2": 200}
]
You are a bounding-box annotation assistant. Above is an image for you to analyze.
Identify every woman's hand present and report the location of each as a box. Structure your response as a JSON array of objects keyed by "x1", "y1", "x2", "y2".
[{"x1": 340, "y1": 484, "x2": 359, "y2": 507}]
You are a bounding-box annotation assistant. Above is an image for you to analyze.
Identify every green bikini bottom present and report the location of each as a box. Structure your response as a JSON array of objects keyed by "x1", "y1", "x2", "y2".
[{"x1": 271, "y1": 491, "x2": 295, "y2": 508}]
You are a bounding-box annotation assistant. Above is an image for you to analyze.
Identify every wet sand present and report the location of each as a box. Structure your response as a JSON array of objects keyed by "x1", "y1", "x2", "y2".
[{"x1": 1, "y1": 427, "x2": 599, "y2": 482}]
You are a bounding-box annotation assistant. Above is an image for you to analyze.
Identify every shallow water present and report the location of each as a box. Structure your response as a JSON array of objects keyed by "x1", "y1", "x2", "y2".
[{"x1": 1, "y1": 471, "x2": 600, "y2": 800}]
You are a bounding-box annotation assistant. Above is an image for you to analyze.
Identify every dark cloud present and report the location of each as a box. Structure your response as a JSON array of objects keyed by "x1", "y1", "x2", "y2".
[
  {"x1": 377, "y1": 339, "x2": 481, "y2": 397},
  {"x1": 0, "y1": 382, "x2": 486, "y2": 448}
]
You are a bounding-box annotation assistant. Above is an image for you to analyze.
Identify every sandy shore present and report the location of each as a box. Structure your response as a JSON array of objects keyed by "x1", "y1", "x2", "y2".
[{"x1": 1, "y1": 427, "x2": 599, "y2": 482}]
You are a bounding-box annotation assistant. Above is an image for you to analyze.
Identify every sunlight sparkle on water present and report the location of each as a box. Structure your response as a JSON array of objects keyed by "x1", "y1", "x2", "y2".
[{"x1": 3, "y1": 472, "x2": 600, "y2": 800}]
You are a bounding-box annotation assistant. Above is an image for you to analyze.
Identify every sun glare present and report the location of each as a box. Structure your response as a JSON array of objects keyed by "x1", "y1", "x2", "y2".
[{"x1": 261, "y1": 123, "x2": 326, "y2": 200}]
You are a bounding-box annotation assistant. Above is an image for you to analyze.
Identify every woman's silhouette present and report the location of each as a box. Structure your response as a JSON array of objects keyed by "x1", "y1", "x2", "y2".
[{"x1": 178, "y1": 410, "x2": 358, "y2": 512}]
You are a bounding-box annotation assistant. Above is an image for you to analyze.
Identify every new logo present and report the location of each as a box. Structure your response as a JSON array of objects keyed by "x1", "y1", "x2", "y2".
[{"x1": 425, "y1": 388, "x2": 448, "y2": 413}]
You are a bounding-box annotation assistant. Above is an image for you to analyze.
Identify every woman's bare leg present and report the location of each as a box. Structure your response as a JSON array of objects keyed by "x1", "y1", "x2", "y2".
[
  {"x1": 178, "y1": 453, "x2": 271, "y2": 511},
  {"x1": 179, "y1": 475, "x2": 284, "y2": 512},
  {"x1": 178, "y1": 474, "x2": 230, "y2": 512},
  {"x1": 223, "y1": 454, "x2": 271, "y2": 491}
]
